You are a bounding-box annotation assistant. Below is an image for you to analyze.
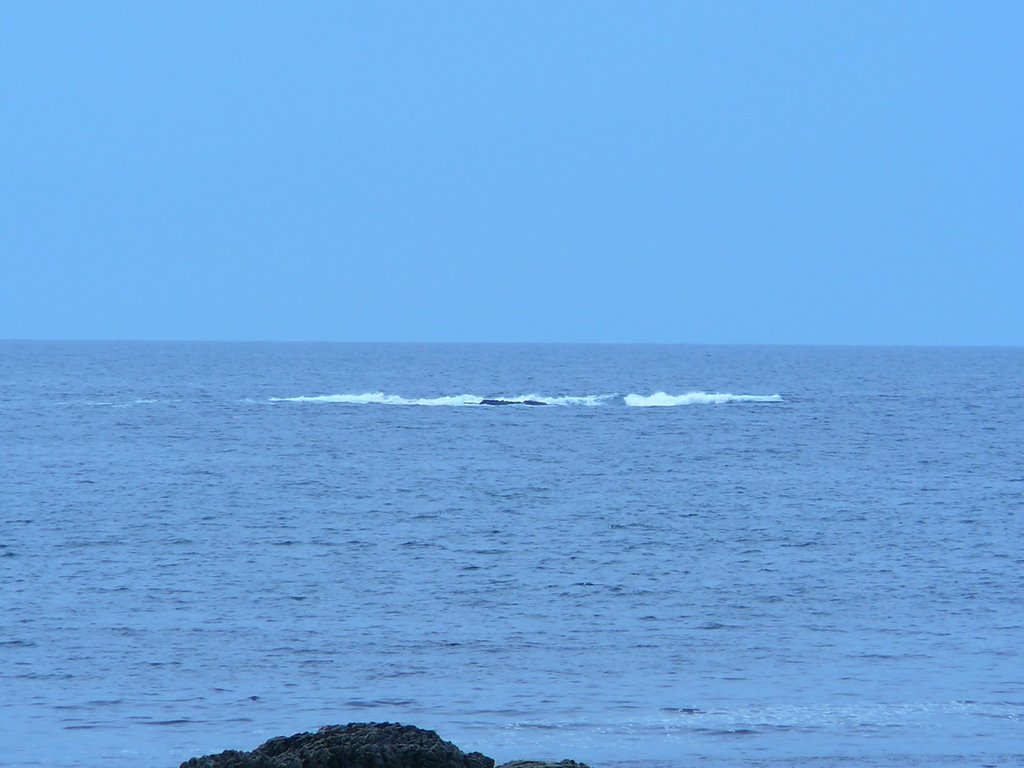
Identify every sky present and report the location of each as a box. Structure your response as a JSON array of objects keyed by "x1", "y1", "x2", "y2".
[{"x1": 1, "y1": 2, "x2": 1021, "y2": 345}]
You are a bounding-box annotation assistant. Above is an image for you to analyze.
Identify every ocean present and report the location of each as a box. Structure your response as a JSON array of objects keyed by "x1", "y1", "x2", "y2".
[{"x1": 1, "y1": 342, "x2": 1022, "y2": 768}]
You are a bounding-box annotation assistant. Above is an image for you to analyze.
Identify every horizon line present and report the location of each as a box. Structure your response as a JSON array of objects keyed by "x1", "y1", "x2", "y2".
[{"x1": 2, "y1": 337, "x2": 1022, "y2": 350}]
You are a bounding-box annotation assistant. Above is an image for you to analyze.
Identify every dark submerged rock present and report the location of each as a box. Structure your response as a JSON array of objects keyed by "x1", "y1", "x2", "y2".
[
  {"x1": 478, "y1": 399, "x2": 548, "y2": 406},
  {"x1": 180, "y1": 722, "x2": 495, "y2": 768}
]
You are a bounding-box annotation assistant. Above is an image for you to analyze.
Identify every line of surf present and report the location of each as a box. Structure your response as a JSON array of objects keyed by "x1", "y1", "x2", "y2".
[
  {"x1": 267, "y1": 393, "x2": 615, "y2": 406},
  {"x1": 623, "y1": 391, "x2": 782, "y2": 406},
  {"x1": 269, "y1": 391, "x2": 781, "y2": 407}
]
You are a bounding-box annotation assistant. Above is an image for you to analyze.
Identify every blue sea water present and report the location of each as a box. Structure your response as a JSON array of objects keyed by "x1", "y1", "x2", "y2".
[{"x1": 1, "y1": 342, "x2": 1022, "y2": 768}]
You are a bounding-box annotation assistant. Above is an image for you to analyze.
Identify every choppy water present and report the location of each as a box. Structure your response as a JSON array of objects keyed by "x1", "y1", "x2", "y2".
[{"x1": 2, "y1": 342, "x2": 1022, "y2": 767}]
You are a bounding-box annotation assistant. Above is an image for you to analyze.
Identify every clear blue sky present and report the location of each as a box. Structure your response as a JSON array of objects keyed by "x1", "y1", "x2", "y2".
[{"x1": 1, "y1": 2, "x2": 1021, "y2": 344}]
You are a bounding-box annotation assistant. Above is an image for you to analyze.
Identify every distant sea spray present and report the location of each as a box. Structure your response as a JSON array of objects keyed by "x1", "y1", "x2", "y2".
[
  {"x1": 623, "y1": 392, "x2": 783, "y2": 406},
  {"x1": 268, "y1": 391, "x2": 783, "y2": 407}
]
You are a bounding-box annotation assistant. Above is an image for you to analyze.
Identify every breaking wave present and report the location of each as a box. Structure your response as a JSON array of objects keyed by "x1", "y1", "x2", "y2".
[
  {"x1": 624, "y1": 391, "x2": 782, "y2": 406},
  {"x1": 269, "y1": 393, "x2": 482, "y2": 406},
  {"x1": 270, "y1": 391, "x2": 781, "y2": 407},
  {"x1": 268, "y1": 392, "x2": 615, "y2": 407}
]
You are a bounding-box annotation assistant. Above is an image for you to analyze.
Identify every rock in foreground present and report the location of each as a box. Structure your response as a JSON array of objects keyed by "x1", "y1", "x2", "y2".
[{"x1": 180, "y1": 722, "x2": 495, "y2": 768}]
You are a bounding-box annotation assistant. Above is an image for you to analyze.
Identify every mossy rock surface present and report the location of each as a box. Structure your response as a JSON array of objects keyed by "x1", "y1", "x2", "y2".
[{"x1": 180, "y1": 723, "x2": 495, "y2": 768}]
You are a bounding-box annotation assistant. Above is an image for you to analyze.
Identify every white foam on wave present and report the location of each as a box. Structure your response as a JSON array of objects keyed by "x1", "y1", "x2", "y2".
[
  {"x1": 624, "y1": 391, "x2": 782, "y2": 407},
  {"x1": 269, "y1": 392, "x2": 618, "y2": 407},
  {"x1": 270, "y1": 391, "x2": 781, "y2": 407},
  {"x1": 269, "y1": 392, "x2": 481, "y2": 406},
  {"x1": 514, "y1": 393, "x2": 617, "y2": 407}
]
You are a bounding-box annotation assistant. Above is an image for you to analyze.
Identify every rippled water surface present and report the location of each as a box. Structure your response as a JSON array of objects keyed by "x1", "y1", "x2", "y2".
[{"x1": 1, "y1": 342, "x2": 1022, "y2": 767}]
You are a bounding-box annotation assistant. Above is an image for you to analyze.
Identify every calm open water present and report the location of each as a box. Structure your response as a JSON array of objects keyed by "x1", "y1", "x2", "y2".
[{"x1": 1, "y1": 342, "x2": 1022, "y2": 767}]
